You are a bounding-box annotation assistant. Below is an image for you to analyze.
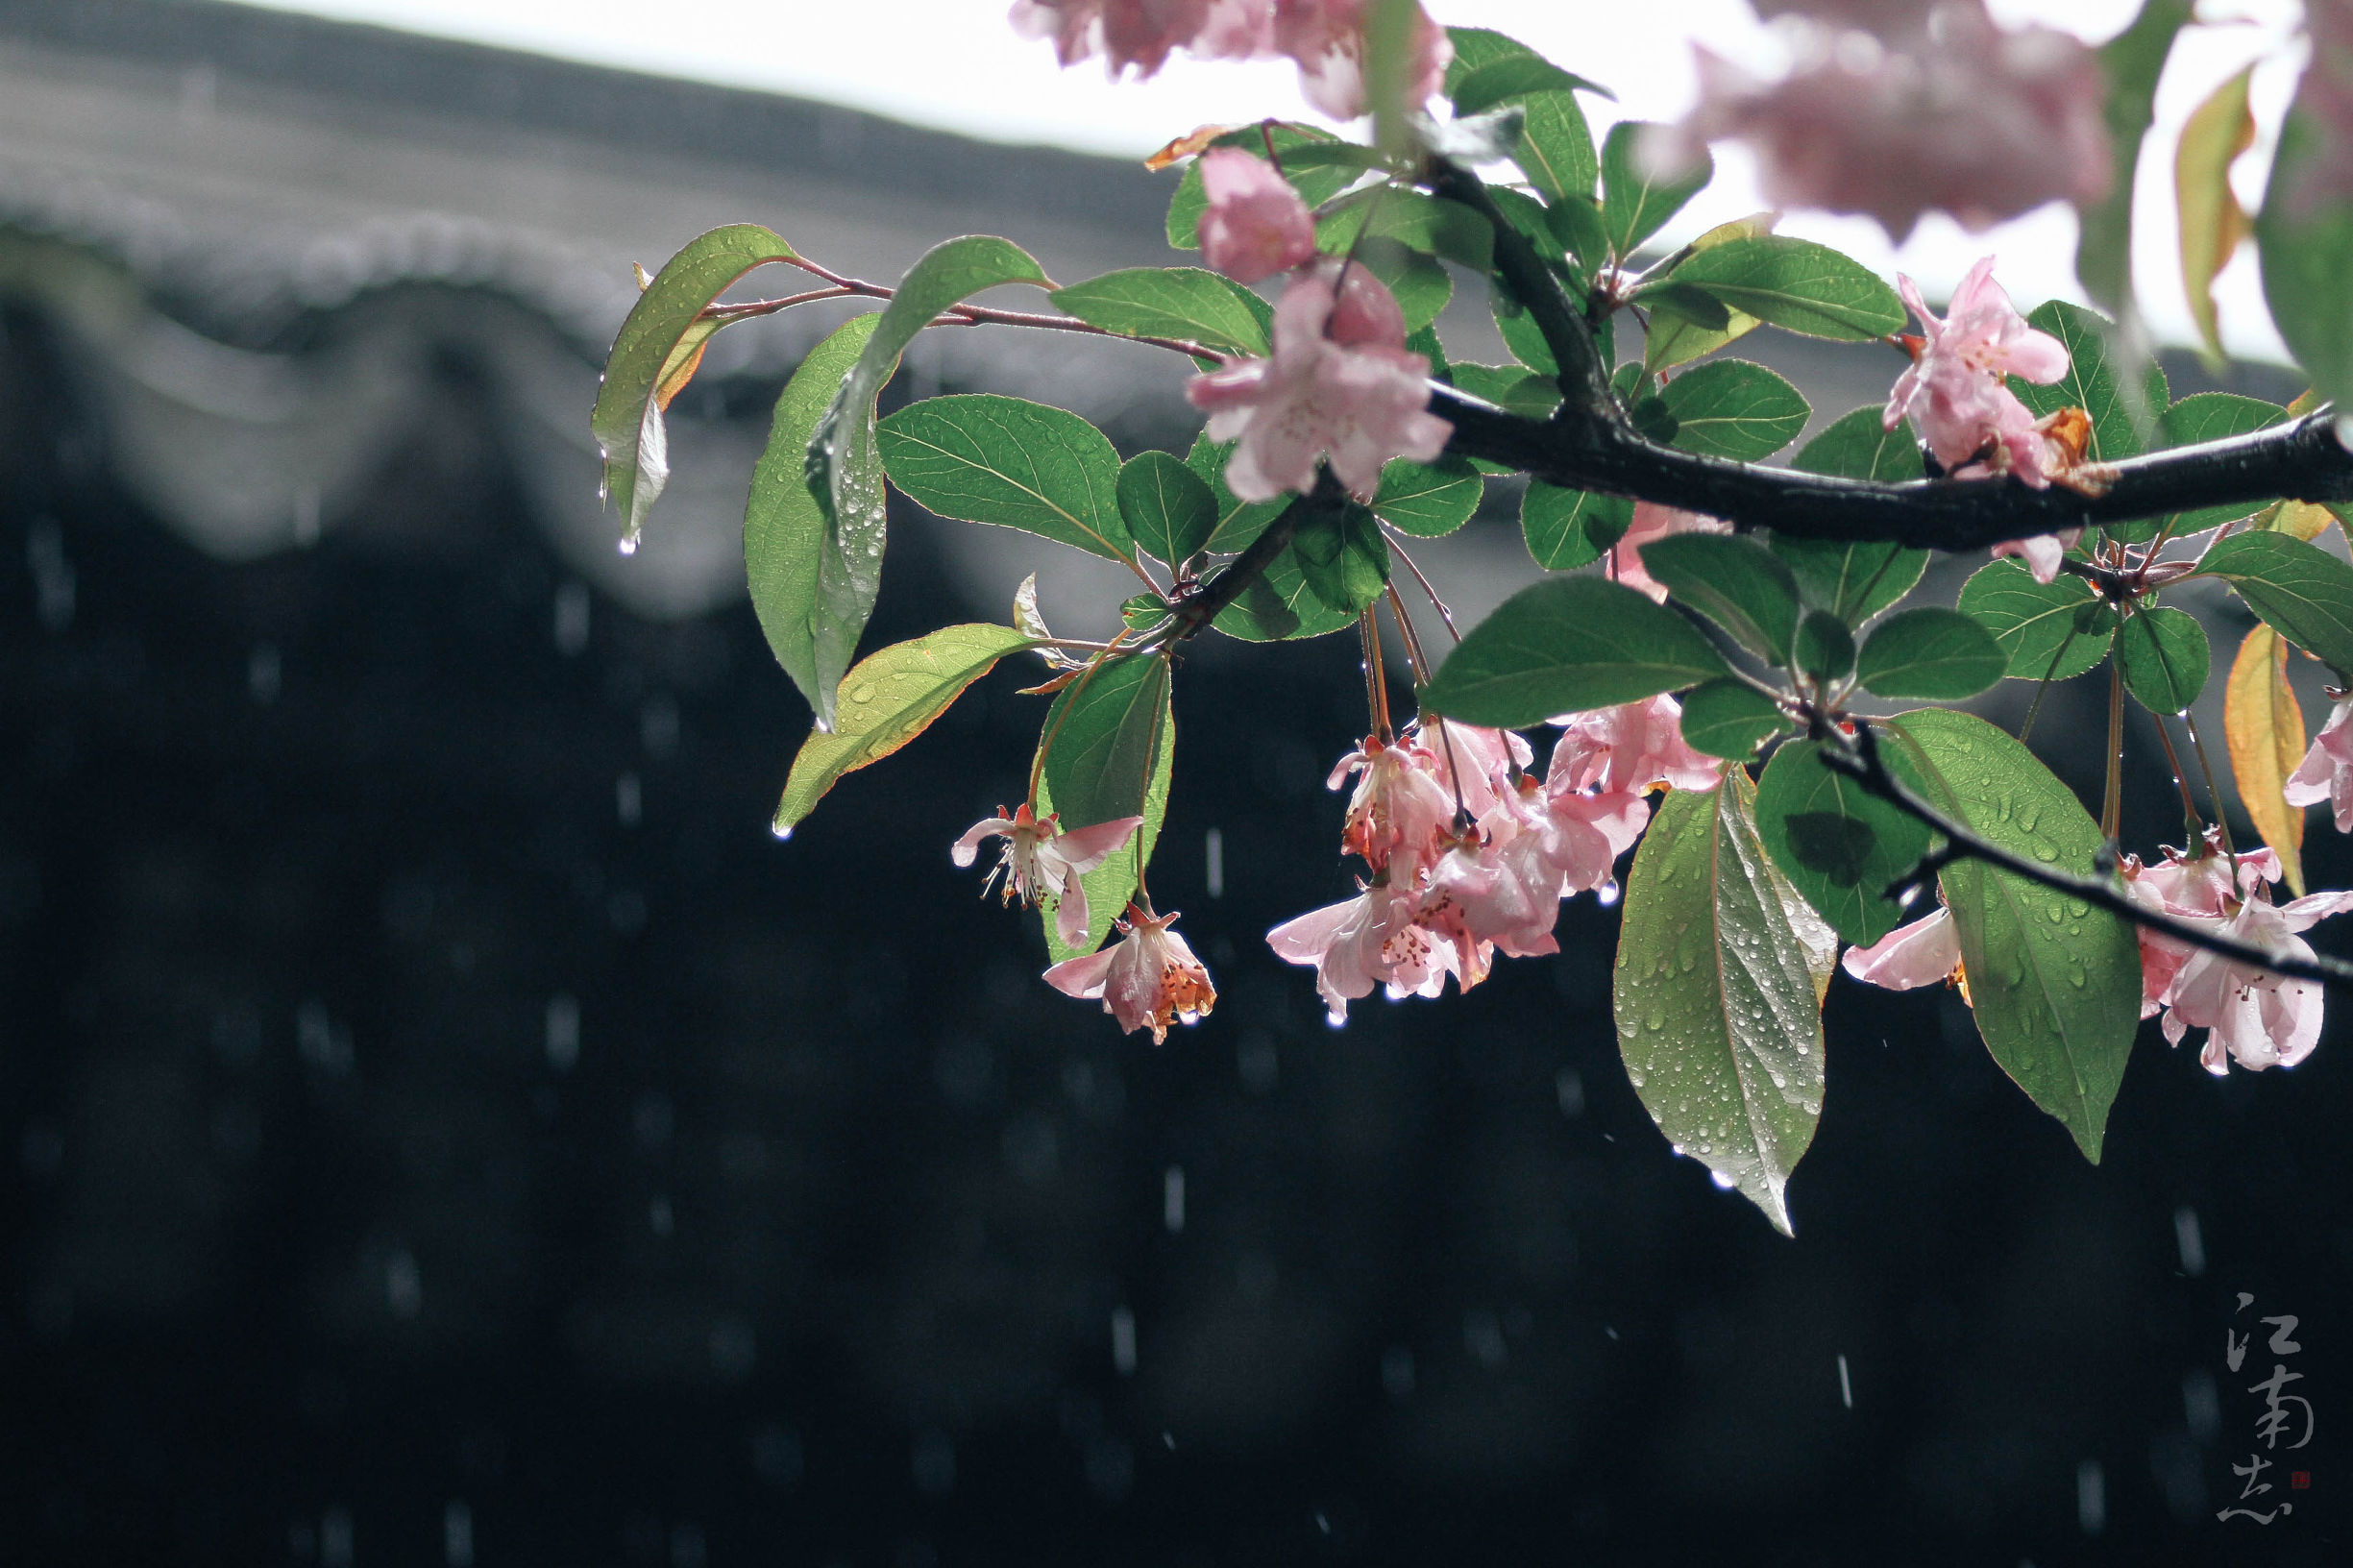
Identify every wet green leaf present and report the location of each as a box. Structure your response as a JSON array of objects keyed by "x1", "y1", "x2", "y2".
[
  {"x1": 1754, "y1": 738, "x2": 1931, "y2": 945},
  {"x1": 1520, "y1": 483, "x2": 1630, "y2": 570},
  {"x1": 1854, "y1": 608, "x2": 2007, "y2": 698},
  {"x1": 1646, "y1": 235, "x2": 1905, "y2": 340},
  {"x1": 1956, "y1": 561, "x2": 2114, "y2": 680},
  {"x1": 1678, "y1": 678, "x2": 1787, "y2": 761},
  {"x1": 1613, "y1": 771, "x2": 1834, "y2": 1236},
  {"x1": 1640, "y1": 533, "x2": 1802, "y2": 662},
  {"x1": 2116, "y1": 604, "x2": 2211, "y2": 713},
  {"x1": 1657, "y1": 358, "x2": 1810, "y2": 461},
  {"x1": 1117, "y1": 450, "x2": 1219, "y2": 567},
  {"x1": 1373, "y1": 456, "x2": 1484, "y2": 537},
  {"x1": 2195, "y1": 529, "x2": 2353, "y2": 680},
  {"x1": 1050, "y1": 267, "x2": 1270, "y2": 355},
  {"x1": 1420, "y1": 576, "x2": 1728, "y2": 726},
  {"x1": 1035, "y1": 663, "x2": 1174, "y2": 961}
]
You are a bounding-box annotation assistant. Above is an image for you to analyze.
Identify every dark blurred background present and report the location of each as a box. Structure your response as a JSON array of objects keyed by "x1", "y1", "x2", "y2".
[{"x1": 1, "y1": 3, "x2": 2346, "y2": 1564}]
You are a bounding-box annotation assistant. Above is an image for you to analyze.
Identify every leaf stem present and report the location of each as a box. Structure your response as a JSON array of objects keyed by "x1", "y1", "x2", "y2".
[
  {"x1": 1826, "y1": 723, "x2": 2353, "y2": 992},
  {"x1": 1380, "y1": 527, "x2": 1461, "y2": 643}
]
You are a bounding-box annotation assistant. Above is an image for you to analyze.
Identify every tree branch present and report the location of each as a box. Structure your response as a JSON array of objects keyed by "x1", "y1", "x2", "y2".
[
  {"x1": 1433, "y1": 387, "x2": 2353, "y2": 551},
  {"x1": 1166, "y1": 478, "x2": 1347, "y2": 640},
  {"x1": 1824, "y1": 723, "x2": 2353, "y2": 992}
]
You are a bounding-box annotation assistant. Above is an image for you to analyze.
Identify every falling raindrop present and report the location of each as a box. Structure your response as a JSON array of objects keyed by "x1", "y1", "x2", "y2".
[
  {"x1": 545, "y1": 993, "x2": 580, "y2": 1072},
  {"x1": 2077, "y1": 1458, "x2": 2106, "y2": 1536},
  {"x1": 1381, "y1": 1344, "x2": 1415, "y2": 1400},
  {"x1": 1204, "y1": 827, "x2": 1224, "y2": 898},
  {"x1": 444, "y1": 1501, "x2": 474, "y2": 1568},
  {"x1": 1163, "y1": 1165, "x2": 1186, "y2": 1234},
  {"x1": 1837, "y1": 1353, "x2": 1852, "y2": 1409},
  {"x1": 2173, "y1": 1206, "x2": 2206, "y2": 1277},
  {"x1": 1111, "y1": 1306, "x2": 1138, "y2": 1375}
]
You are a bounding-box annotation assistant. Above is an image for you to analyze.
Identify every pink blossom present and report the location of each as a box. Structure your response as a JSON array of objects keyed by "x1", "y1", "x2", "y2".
[
  {"x1": 1527, "y1": 777, "x2": 1651, "y2": 896},
  {"x1": 1988, "y1": 529, "x2": 2081, "y2": 585},
  {"x1": 1610, "y1": 502, "x2": 1731, "y2": 601},
  {"x1": 1269, "y1": 0, "x2": 1451, "y2": 120},
  {"x1": 1267, "y1": 881, "x2": 1454, "y2": 1023},
  {"x1": 1009, "y1": 0, "x2": 1270, "y2": 79},
  {"x1": 1885, "y1": 257, "x2": 2068, "y2": 472},
  {"x1": 1327, "y1": 732, "x2": 1456, "y2": 876},
  {"x1": 1417, "y1": 718, "x2": 1532, "y2": 821},
  {"x1": 2285, "y1": 695, "x2": 2353, "y2": 833},
  {"x1": 1841, "y1": 905, "x2": 1962, "y2": 990},
  {"x1": 1186, "y1": 258, "x2": 1451, "y2": 501},
  {"x1": 1197, "y1": 148, "x2": 1316, "y2": 284},
  {"x1": 1546, "y1": 695, "x2": 1723, "y2": 797},
  {"x1": 1672, "y1": 1, "x2": 2109, "y2": 239},
  {"x1": 1416, "y1": 832, "x2": 1562, "y2": 987},
  {"x1": 1043, "y1": 905, "x2": 1217, "y2": 1042},
  {"x1": 2122, "y1": 832, "x2": 2353, "y2": 1073},
  {"x1": 953, "y1": 803, "x2": 1143, "y2": 947}
]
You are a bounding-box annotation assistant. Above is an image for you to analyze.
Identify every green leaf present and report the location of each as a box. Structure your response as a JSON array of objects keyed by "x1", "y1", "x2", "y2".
[
  {"x1": 772, "y1": 623, "x2": 1029, "y2": 831},
  {"x1": 1769, "y1": 409, "x2": 1930, "y2": 625},
  {"x1": 1854, "y1": 608, "x2": 2007, "y2": 699},
  {"x1": 1753, "y1": 738, "x2": 1931, "y2": 946},
  {"x1": 1036, "y1": 666, "x2": 1174, "y2": 962},
  {"x1": 1320, "y1": 189, "x2": 1495, "y2": 272},
  {"x1": 1882, "y1": 710, "x2": 2142, "y2": 1162},
  {"x1": 2154, "y1": 392, "x2": 2287, "y2": 539},
  {"x1": 1657, "y1": 358, "x2": 1810, "y2": 461},
  {"x1": 1213, "y1": 533, "x2": 1355, "y2": 642},
  {"x1": 2116, "y1": 605, "x2": 2212, "y2": 714},
  {"x1": 1646, "y1": 235, "x2": 1906, "y2": 340},
  {"x1": 1546, "y1": 193, "x2": 1611, "y2": 273},
  {"x1": 1353, "y1": 235, "x2": 1452, "y2": 331},
  {"x1": 1165, "y1": 124, "x2": 1360, "y2": 249},
  {"x1": 1117, "y1": 450, "x2": 1219, "y2": 567},
  {"x1": 594, "y1": 223, "x2": 799, "y2": 548},
  {"x1": 1521, "y1": 483, "x2": 1630, "y2": 571},
  {"x1": 1679, "y1": 678, "x2": 1788, "y2": 761},
  {"x1": 1489, "y1": 278, "x2": 1560, "y2": 376},
  {"x1": 805, "y1": 234, "x2": 1049, "y2": 726},
  {"x1": 1613, "y1": 772, "x2": 1834, "y2": 1236},
  {"x1": 1420, "y1": 576, "x2": 1728, "y2": 726},
  {"x1": 1292, "y1": 502, "x2": 1390, "y2": 614},
  {"x1": 1186, "y1": 434, "x2": 1291, "y2": 553},
  {"x1": 2194, "y1": 529, "x2": 2353, "y2": 679},
  {"x1": 876, "y1": 394, "x2": 1131, "y2": 561},
  {"x1": 1638, "y1": 214, "x2": 1775, "y2": 372},
  {"x1": 1792, "y1": 609, "x2": 1855, "y2": 686},
  {"x1": 1373, "y1": 456, "x2": 1483, "y2": 537},
  {"x1": 746, "y1": 313, "x2": 885, "y2": 722},
  {"x1": 1602, "y1": 121, "x2": 1708, "y2": 258},
  {"x1": 1639, "y1": 533, "x2": 1802, "y2": 662},
  {"x1": 1957, "y1": 561, "x2": 2115, "y2": 680},
  {"x1": 1041, "y1": 652, "x2": 1171, "y2": 833},
  {"x1": 1449, "y1": 53, "x2": 1612, "y2": 115},
  {"x1": 2076, "y1": 0, "x2": 2192, "y2": 310},
  {"x1": 1049, "y1": 267, "x2": 1269, "y2": 355},
  {"x1": 1641, "y1": 282, "x2": 1731, "y2": 332},
  {"x1": 2256, "y1": 70, "x2": 2353, "y2": 409},
  {"x1": 1447, "y1": 362, "x2": 1562, "y2": 420},
  {"x1": 2011, "y1": 300, "x2": 2165, "y2": 464}
]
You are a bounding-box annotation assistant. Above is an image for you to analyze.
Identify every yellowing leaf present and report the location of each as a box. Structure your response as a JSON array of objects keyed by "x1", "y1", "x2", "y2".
[
  {"x1": 2224, "y1": 622, "x2": 2308, "y2": 895},
  {"x1": 651, "y1": 316, "x2": 722, "y2": 412},
  {"x1": 773, "y1": 624, "x2": 1030, "y2": 831},
  {"x1": 2176, "y1": 65, "x2": 2256, "y2": 364},
  {"x1": 2256, "y1": 497, "x2": 2340, "y2": 544}
]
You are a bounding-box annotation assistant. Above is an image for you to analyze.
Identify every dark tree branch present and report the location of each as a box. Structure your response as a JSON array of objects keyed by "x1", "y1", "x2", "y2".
[
  {"x1": 1415, "y1": 157, "x2": 2353, "y2": 553},
  {"x1": 1434, "y1": 389, "x2": 2353, "y2": 551},
  {"x1": 1168, "y1": 476, "x2": 1350, "y2": 640},
  {"x1": 1825, "y1": 723, "x2": 2353, "y2": 992}
]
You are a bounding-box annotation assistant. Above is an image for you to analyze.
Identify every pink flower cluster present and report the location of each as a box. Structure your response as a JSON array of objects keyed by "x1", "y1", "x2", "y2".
[
  {"x1": 1009, "y1": 0, "x2": 1450, "y2": 119},
  {"x1": 954, "y1": 804, "x2": 1216, "y2": 1041},
  {"x1": 1671, "y1": 0, "x2": 2109, "y2": 240},
  {"x1": 2285, "y1": 694, "x2": 2353, "y2": 832},
  {"x1": 1267, "y1": 699, "x2": 1721, "y2": 1022},
  {"x1": 1185, "y1": 150, "x2": 1451, "y2": 500},
  {"x1": 2126, "y1": 833, "x2": 2353, "y2": 1074},
  {"x1": 1883, "y1": 255, "x2": 2079, "y2": 579},
  {"x1": 1844, "y1": 828, "x2": 2353, "y2": 1075}
]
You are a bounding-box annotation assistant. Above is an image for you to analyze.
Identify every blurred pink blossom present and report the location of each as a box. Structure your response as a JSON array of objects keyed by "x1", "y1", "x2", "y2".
[
  {"x1": 1008, "y1": 0, "x2": 1269, "y2": 79},
  {"x1": 1197, "y1": 148, "x2": 1317, "y2": 283},
  {"x1": 1610, "y1": 502, "x2": 1732, "y2": 601},
  {"x1": 1270, "y1": 0, "x2": 1452, "y2": 120},
  {"x1": 952, "y1": 803, "x2": 1142, "y2": 948},
  {"x1": 1671, "y1": 0, "x2": 2109, "y2": 239}
]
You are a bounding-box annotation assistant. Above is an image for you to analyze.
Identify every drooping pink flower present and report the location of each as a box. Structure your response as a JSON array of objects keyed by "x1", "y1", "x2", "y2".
[
  {"x1": 1267, "y1": 881, "x2": 1454, "y2": 1023},
  {"x1": 953, "y1": 803, "x2": 1144, "y2": 947},
  {"x1": 2285, "y1": 694, "x2": 2353, "y2": 833},
  {"x1": 1526, "y1": 776, "x2": 1651, "y2": 896},
  {"x1": 1988, "y1": 528, "x2": 2081, "y2": 585},
  {"x1": 2122, "y1": 830, "x2": 2353, "y2": 1073},
  {"x1": 1415, "y1": 831, "x2": 1561, "y2": 986},
  {"x1": 1009, "y1": 0, "x2": 1270, "y2": 79},
  {"x1": 1546, "y1": 695, "x2": 1723, "y2": 797},
  {"x1": 1327, "y1": 732, "x2": 1456, "y2": 877},
  {"x1": 1043, "y1": 904, "x2": 1217, "y2": 1042},
  {"x1": 1670, "y1": 1, "x2": 2109, "y2": 239},
  {"x1": 1610, "y1": 502, "x2": 1732, "y2": 601},
  {"x1": 1197, "y1": 147, "x2": 1316, "y2": 284},
  {"x1": 1186, "y1": 257, "x2": 1451, "y2": 501},
  {"x1": 1417, "y1": 718, "x2": 1532, "y2": 821},
  {"x1": 1841, "y1": 904, "x2": 1963, "y2": 990},
  {"x1": 1269, "y1": 0, "x2": 1452, "y2": 121}
]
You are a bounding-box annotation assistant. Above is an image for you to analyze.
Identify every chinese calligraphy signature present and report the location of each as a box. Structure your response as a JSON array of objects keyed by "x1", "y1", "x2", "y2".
[{"x1": 2218, "y1": 1292, "x2": 2313, "y2": 1526}]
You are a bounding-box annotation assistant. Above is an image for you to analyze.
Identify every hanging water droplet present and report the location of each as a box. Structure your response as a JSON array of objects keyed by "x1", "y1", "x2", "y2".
[
  {"x1": 772, "y1": 823, "x2": 794, "y2": 841},
  {"x1": 1709, "y1": 1170, "x2": 1736, "y2": 1189},
  {"x1": 1598, "y1": 878, "x2": 1621, "y2": 906},
  {"x1": 617, "y1": 533, "x2": 639, "y2": 556}
]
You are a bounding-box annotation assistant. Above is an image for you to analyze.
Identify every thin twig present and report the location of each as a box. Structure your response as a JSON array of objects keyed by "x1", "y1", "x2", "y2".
[
  {"x1": 1824, "y1": 724, "x2": 2353, "y2": 992},
  {"x1": 1381, "y1": 527, "x2": 1461, "y2": 643}
]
